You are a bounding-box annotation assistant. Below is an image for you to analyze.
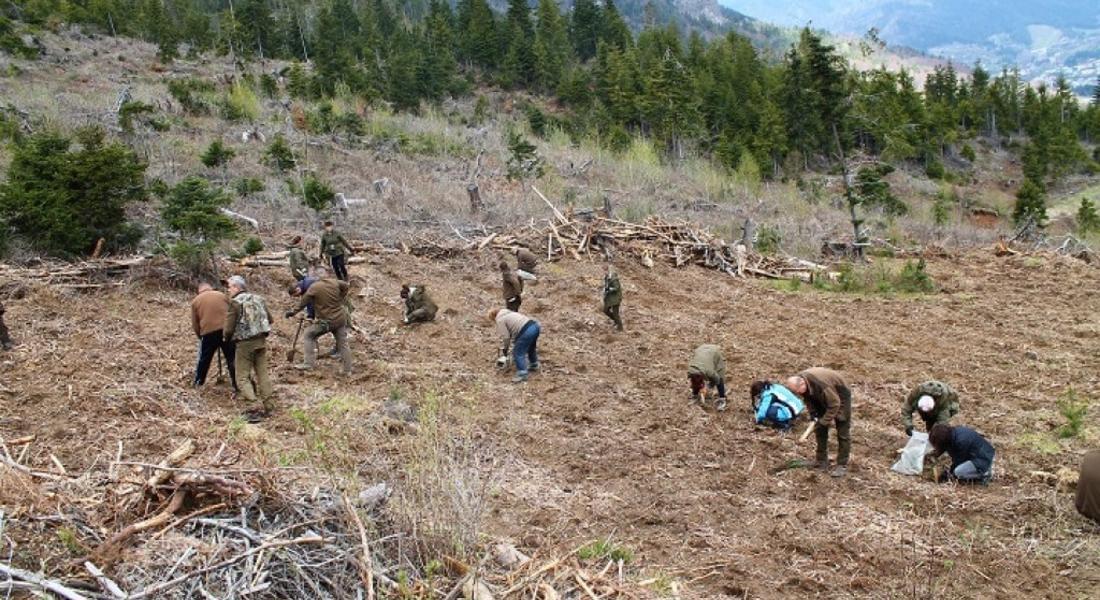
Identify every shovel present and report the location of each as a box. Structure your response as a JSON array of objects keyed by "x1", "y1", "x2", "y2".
[
  {"x1": 216, "y1": 351, "x2": 225, "y2": 384},
  {"x1": 286, "y1": 317, "x2": 306, "y2": 362}
]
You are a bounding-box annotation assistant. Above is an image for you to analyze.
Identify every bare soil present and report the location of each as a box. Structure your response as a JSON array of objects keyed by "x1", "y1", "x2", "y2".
[{"x1": 2, "y1": 250, "x2": 1100, "y2": 598}]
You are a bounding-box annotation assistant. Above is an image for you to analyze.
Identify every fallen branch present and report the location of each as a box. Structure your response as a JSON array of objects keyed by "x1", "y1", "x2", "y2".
[
  {"x1": 0, "y1": 563, "x2": 91, "y2": 600},
  {"x1": 343, "y1": 494, "x2": 375, "y2": 600},
  {"x1": 127, "y1": 535, "x2": 325, "y2": 599},
  {"x1": 84, "y1": 561, "x2": 128, "y2": 600}
]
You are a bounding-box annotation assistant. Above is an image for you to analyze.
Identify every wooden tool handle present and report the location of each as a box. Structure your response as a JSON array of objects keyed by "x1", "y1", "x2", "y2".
[{"x1": 799, "y1": 421, "x2": 816, "y2": 442}]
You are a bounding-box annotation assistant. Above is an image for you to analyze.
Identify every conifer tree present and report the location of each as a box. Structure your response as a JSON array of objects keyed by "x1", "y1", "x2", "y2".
[
  {"x1": 570, "y1": 0, "x2": 602, "y2": 61},
  {"x1": 533, "y1": 0, "x2": 569, "y2": 93}
]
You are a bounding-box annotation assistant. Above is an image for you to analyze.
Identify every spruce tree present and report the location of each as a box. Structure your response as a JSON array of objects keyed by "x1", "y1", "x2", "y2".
[
  {"x1": 570, "y1": 0, "x2": 602, "y2": 61},
  {"x1": 1013, "y1": 178, "x2": 1047, "y2": 228},
  {"x1": 533, "y1": 0, "x2": 569, "y2": 93},
  {"x1": 1076, "y1": 197, "x2": 1099, "y2": 235}
]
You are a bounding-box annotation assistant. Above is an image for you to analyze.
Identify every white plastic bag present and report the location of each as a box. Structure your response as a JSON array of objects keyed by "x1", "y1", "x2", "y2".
[{"x1": 891, "y1": 431, "x2": 930, "y2": 475}]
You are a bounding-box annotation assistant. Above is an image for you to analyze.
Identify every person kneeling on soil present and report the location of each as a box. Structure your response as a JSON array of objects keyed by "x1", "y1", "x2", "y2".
[
  {"x1": 286, "y1": 274, "x2": 352, "y2": 376},
  {"x1": 786, "y1": 368, "x2": 852, "y2": 477},
  {"x1": 601, "y1": 264, "x2": 624, "y2": 332},
  {"x1": 750, "y1": 380, "x2": 805, "y2": 431},
  {"x1": 491, "y1": 308, "x2": 540, "y2": 383},
  {"x1": 401, "y1": 284, "x2": 437, "y2": 324},
  {"x1": 688, "y1": 344, "x2": 727, "y2": 411},
  {"x1": 903, "y1": 380, "x2": 961, "y2": 436},
  {"x1": 928, "y1": 423, "x2": 995, "y2": 484},
  {"x1": 1076, "y1": 450, "x2": 1100, "y2": 524}
]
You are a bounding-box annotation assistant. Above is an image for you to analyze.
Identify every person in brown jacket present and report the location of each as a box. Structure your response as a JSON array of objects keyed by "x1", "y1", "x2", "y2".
[
  {"x1": 501, "y1": 259, "x2": 523, "y2": 311},
  {"x1": 515, "y1": 247, "x2": 538, "y2": 281},
  {"x1": 286, "y1": 275, "x2": 352, "y2": 375},
  {"x1": 0, "y1": 300, "x2": 13, "y2": 351},
  {"x1": 787, "y1": 368, "x2": 852, "y2": 477},
  {"x1": 190, "y1": 282, "x2": 237, "y2": 391},
  {"x1": 1076, "y1": 450, "x2": 1100, "y2": 524}
]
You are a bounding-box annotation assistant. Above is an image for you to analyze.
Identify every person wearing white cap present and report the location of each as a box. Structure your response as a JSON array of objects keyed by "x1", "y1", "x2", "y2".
[
  {"x1": 224, "y1": 275, "x2": 276, "y2": 422},
  {"x1": 902, "y1": 380, "x2": 960, "y2": 436}
]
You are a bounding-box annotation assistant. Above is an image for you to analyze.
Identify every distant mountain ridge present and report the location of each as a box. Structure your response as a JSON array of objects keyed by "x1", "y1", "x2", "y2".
[{"x1": 721, "y1": 1, "x2": 1100, "y2": 94}]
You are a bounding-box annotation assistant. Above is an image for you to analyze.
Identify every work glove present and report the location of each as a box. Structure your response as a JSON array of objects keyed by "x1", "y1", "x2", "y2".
[
  {"x1": 284, "y1": 309, "x2": 297, "y2": 319},
  {"x1": 905, "y1": 426, "x2": 914, "y2": 437}
]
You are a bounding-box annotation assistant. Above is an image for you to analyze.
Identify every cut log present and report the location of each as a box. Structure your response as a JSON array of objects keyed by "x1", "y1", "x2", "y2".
[{"x1": 220, "y1": 208, "x2": 259, "y2": 230}]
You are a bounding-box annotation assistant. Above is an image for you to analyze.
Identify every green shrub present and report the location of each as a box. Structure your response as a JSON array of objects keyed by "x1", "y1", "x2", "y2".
[
  {"x1": 1056, "y1": 389, "x2": 1088, "y2": 439},
  {"x1": 302, "y1": 174, "x2": 336, "y2": 212},
  {"x1": 234, "y1": 177, "x2": 265, "y2": 197},
  {"x1": 161, "y1": 177, "x2": 237, "y2": 276},
  {"x1": 263, "y1": 134, "x2": 297, "y2": 173},
  {"x1": 1076, "y1": 198, "x2": 1099, "y2": 235},
  {"x1": 756, "y1": 224, "x2": 781, "y2": 255},
  {"x1": 242, "y1": 236, "x2": 264, "y2": 255},
  {"x1": 925, "y1": 158, "x2": 946, "y2": 180},
  {"x1": 221, "y1": 83, "x2": 260, "y2": 122},
  {"x1": 960, "y1": 144, "x2": 977, "y2": 162},
  {"x1": 200, "y1": 139, "x2": 236, "y2": 169},
  {"x1": 894, "y1": 259, "x2": 935, "y2": 293},
  {"x1": 505, "y1": 128, "x2": 544, "y2": 181},
  {"x1": 604, "y1": 124, "x2": 632, "y2": 153},
  {"x1": 0, "y1": 16, "x2": 39, "y2": 59},
  {"x1": 0, "y1": 127, "x2": 146, "y2": 257},
  {"x1": 167, "y1": 78, "x2": 215, "y2": 115},
  {"x1": 526, "y1": 106, "x2": 547, "y2": 138},
  {"x1": 933, "y1": 187, "x2": 956, "y2": 227},
  {"x1": 472, "y1": 95, "x2": 489, "y2": 125},
  {"x1": 260, "y1": 73, "x2": 279, "y2": 98},
  {"x1": 1013, "y1": 177, "x2": 1047, "y2": 228},
  {"x1": 118, "y1": 100, "x2": 156, "y2": 134}
]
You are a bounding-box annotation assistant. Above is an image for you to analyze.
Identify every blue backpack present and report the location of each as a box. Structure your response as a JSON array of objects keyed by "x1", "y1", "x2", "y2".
[{"x1": 754, "y1": 384, "x2": 805, "y2": 430}]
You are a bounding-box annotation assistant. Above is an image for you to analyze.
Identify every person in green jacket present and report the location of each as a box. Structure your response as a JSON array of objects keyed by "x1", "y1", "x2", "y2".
[
  {"x1": 902, "y1": 380, "x2": 960, "y2": 436},
  {"x1": 320, "y1": 221, "x2": 355, "y2": 282},
  {"x1": 287, "y1": 235, "x2": 309, "y2": 281},
  {"x1": 601, "y1": 264, "x2": 623, "y2": 331},
  {"x1": 688, "y1": 344, "x2": 727, "y2": 411}
]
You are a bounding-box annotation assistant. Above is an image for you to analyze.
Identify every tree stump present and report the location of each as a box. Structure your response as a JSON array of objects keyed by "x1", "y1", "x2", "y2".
[{"x1": 467, "y1": 183, "x2": 482, "y2": 214}]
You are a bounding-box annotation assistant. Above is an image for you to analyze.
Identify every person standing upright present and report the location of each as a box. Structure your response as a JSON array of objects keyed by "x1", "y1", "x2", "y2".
[
  {"x1": 320, "y1": 221, "x2": 355, "y2": 282},
  {"x1": 224, "y1": 276, "x2": 275, "y2": 421},
  {"x1": 287, "y1": 235, "x2": 310, "y2": 281},
  {"x1": 191, "y1": 282, "x2": 238, "y2": 392}
]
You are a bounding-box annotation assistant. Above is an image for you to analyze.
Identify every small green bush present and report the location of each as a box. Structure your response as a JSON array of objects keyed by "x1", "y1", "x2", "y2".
[
  {"x1": 894, "y1": 259, "x2": 935, "y2": 293},
  {"x1": 235, "y1": 177, "x2": 265, "y2": 197},
  {"x1": 505, "y1": 128, "x2": 545, "y2": 181},
  {"x1": 260, "y1": 73, "x2": 279, "y2": 98},
  {"x1": 118, "y1": 100, "x2": 156, "y2": 134},
  {"x1": 756, "y1": 224, "x2": 781, "y2": 255},
  {"x1": 925, "y1": 159, "x2": 946, "y2": 180},
  {"x1": 242, "y1": 236, "x2": 264, "y2": 255},
  {"x1": 263, "y1": 134, "x2": 297, "y2": 173},
  {"x1": 167, "y1": 78, "x2": 215, "y2": 115},
  {"x1": 960, "y1": 144, "x2": 976, "y2": 162},
  {"x1": 301, "y1": 174, "x2": 336, "y2": 212},
  {"x1": 1076, "y1": 198, "x2": 1099, "y2": 235},
  {"x1": 1057, "y1": 389, "x2": 1088, "y2": 439},
  {"x1": 200, "y1": 139, "x2": 236, "y2": 169},
  {"x1": 221, "y1": 83, "x2": 261, "y2": 122},
  {"x1": 161, "y1": 176, "x2": 237, "y2": 277}
]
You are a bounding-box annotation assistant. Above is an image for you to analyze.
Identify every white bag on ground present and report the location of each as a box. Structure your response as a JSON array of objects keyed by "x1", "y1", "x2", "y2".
[{"x1": 891, "y1": 431, "x2": 930, "y2": 475}]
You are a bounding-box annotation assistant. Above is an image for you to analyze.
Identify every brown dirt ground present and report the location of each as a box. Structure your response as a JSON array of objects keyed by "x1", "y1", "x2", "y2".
[{"x1": 2, "y1": 250, "x2": 1100, "y2": 598}]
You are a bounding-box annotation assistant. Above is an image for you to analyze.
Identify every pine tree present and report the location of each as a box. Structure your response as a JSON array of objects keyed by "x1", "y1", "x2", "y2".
[
  {"x1": 460, "y1": 0, "x2": 498, "y2": 69},
  {"x1": 200, "y1": 139, "x2": 236, "y2": 170},
  {"x1": 0, "y1": 127, "x2": 147, "y2": 257},
  {"x1": 1076, "y1": 197, "x2": 1099, "y2": 234},
  {"x1": 161, "y1": 176, "x2": 237, "y2": 276},
  {"x1": 600, "y1": 0, "x2": 631, "y2": 51},
  {"x1": 570, "y1": 0, "x2": 602, "y2": 61},
  {"x1": 1013, "y1": 177, "x2": 1047, "y2": 228},
  {"x1": 533, "y1": 0, "x2": 569, "y2": 93}
]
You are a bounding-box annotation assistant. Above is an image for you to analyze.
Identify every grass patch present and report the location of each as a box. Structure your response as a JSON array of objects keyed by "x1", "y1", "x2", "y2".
[
  {"x1": 816, "y1": 259, "x2": 935, "y2": 295},
  {"x1": 578, "y1": 538, "x2": 634, "y2": 563},
  {"x1": 1019, "y1": 432, "x2": 1062, "y2": 455}
]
